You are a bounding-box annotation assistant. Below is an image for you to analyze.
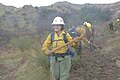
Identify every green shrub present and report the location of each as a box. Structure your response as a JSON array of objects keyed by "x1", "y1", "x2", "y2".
[{"x1": 11, "y1": 36, "x2": 34, "y2": 52}]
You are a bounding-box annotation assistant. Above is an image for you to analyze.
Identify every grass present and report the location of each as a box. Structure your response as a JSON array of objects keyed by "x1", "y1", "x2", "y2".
[{"x1": 0, "y1": 35, "x2": 51, "y2": 80}]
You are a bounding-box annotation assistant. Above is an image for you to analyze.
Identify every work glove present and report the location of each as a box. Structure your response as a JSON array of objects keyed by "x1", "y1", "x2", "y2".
[
  {"x1": 45, "y1": 49, "x2": 51, "y2": 56},
  {"x1": 73, "y1": 37, "x2": 80, "y2": 43},
  {"x1": 72, "y1": 42, "x2": 77, "y2": 47},
  {"x1": 71, "y1": 37, "x2": 80, "y2": 47}
]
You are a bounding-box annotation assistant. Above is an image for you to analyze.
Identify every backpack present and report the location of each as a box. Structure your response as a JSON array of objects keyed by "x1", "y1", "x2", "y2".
[{"x1": 68, "y1": 27, "x2": 80, "y2": 38}]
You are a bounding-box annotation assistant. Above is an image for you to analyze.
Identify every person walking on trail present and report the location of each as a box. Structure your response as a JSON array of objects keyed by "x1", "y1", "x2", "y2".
[
  {"x1": 109, "y1": 21, "x2": 114, "y2": 31},
  {"x1": 82, "y1": 22, "x2": 96, "y2": 51},
  {"x1": 68, "y1": 26, "x2": 82, "y2": 55},
  {"x1": 117, "y1": 19, "x2": 120, "y2": 29},
  {"x1": 42, "y1": 16, "x2": 86, "y2": 80}
]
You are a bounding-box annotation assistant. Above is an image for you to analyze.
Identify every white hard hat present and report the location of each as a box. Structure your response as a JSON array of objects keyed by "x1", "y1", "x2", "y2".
[
  {"x1": 83, "y1": 22, "x2": 88, "y2": 25},
  {"x1": 83, "y1": 22, "x2": 92, "y2": 29},
  {"x1": 86, "y1": 23, "x2": 92, "y2": 28},
  {"x1": 52, "y1": 16, "x2": 65, "y2": 25}
]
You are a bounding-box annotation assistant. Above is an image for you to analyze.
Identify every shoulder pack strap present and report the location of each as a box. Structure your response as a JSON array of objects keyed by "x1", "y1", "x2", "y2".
[
  {"x1": 63, "y1": 33, "x2": 67, "y2": 43},
  {"x1": 51, "y1": 32, "x2": 67, "y2": 44},
  {"x1": 51, "y1": 32, "x2": 54, "y2": 44}
]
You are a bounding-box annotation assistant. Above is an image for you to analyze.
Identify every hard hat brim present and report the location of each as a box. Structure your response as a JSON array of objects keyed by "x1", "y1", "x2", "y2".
[{"x1": 51, "y1": 23, "x2": 65, "y2": 26}]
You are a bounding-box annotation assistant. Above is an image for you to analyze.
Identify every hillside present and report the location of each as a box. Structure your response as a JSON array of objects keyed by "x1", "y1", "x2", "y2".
[
  {"x1": 0, "y1": 1, "x2": 119, "y2": 33},
  {"x1": 0, "y1": 1, "x2": 119, "y2": 48}
]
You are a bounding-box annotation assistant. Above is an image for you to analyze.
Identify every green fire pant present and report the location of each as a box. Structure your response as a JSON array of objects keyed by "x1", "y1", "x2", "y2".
[{"x1": 50, "y1": 55, "x2": 71, "y2": 80}]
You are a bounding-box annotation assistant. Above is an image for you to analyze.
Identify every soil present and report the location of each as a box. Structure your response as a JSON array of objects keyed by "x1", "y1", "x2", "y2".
[{"x1": 68, "y1": 31, "x2": 120, "y2": 80}]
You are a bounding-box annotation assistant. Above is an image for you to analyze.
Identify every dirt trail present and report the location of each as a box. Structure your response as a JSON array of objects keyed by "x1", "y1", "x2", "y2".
[
  {"x1": 4, "y1": 57, "x2": 29, "y2": 80},
  {"x1": 69, "y1": 31, "x2": 120, "y2": 80}
]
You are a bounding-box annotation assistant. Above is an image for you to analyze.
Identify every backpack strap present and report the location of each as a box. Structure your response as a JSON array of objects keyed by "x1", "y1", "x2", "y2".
[
  {"x1": 63, "y1": 33, "x2": 67, "y2": 43},
  {"x1": 51, "y1": 32, "x2": 54, "y2": 44},
  {"x1": 50, "y1": 32, "x2": 67, "y2": 44}
]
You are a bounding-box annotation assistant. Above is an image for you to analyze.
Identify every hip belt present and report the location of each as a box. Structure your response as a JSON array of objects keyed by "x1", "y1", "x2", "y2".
[{"x1": 52, "y1": 52, "x2": 70, "y2": 58}]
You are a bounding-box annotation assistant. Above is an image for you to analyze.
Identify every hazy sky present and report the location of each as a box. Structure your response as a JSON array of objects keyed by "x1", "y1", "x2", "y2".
[{"x1": 0, "y1": 0, "x2": 119, "y2": 8}]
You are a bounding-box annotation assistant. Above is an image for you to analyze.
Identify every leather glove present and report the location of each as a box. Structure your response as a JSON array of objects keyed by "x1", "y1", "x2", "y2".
[
  {"x1": 73, "y1": 37, "x2": 80, "y2": 42},
  {"x1": 72, "y1": 42, "x2": 76, "y2": 47},
  {"x1": 45, "y1": 49, "x2": 51, "y2": 56},
  {"x1": 72, "y1": 41, "x2": 80, "y2": 47}
]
